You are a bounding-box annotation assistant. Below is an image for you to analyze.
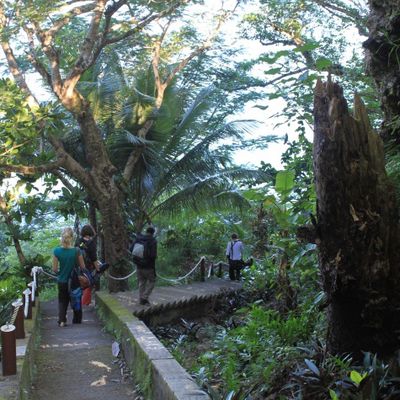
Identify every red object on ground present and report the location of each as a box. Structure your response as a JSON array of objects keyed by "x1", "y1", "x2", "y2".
[{"x1": 82, "y1": 288, "x2": 91, "y2": 305}]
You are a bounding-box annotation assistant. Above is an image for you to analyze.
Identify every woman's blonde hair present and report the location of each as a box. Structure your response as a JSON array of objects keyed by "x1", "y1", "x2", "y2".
[{"x1": 61, "y1": 227, "x2": 74, "y2": 248}]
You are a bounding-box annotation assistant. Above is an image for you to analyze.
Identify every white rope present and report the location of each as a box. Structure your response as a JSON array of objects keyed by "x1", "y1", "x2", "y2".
[
  {"x1": 106, "y1": 268, "x2": 137, "y2": 281},
  {"x1": 157, "y1": 256, "x2": 205, "y2": 283},
  {"x1": 22, "y1": 289, "x2": 31, "y2": 318},
  {"x1": 32, "y1": 266, "x2": 57, "y2": 280},
  {"x1": 9, "y1": 300, "x2": 22, "y2": 325},
  {"x1": 30, "y1": 256, "x2": 206, "y2": 284}
]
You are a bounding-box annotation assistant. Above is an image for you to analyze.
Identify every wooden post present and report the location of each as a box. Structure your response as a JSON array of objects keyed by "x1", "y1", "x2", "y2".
[
  {"x1": 200, "y1": 258, "x2": 205, "y2": 282},
  {"x1": 12, "y1": 300, "x2": 25, "y2": 339},
  {"x1": 1, "y1": 324, "x2": 16, "y2": 376},
  {"x1": 217, "y1": 262, "x2": 223, "y2": 278}
]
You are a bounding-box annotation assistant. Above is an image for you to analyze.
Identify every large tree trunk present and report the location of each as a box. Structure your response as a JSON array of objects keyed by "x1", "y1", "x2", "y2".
[
  {"x1": 363, "y1": 0, "x2": 400, "y2": 143},
  {"x1": 68, "y1": 106, "x2": 131, "y2": 292},
  {"x1": 95, "y1": 187, "x2": 130, "y2": 292},
  {"x1": 313, "y1": 79, "x2": 400, "y2": 356}
]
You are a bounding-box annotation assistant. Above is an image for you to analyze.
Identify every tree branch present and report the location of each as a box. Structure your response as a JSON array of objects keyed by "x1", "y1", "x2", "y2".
[
  {"x1": 0, "y1": 161, "x2": 63, "y2": 175},
  {"x1": 103, "y1": 1, "x2": 184, "y2": 46},
  {"x1": 0, "y1": 4, "x2": 38, "y2": 108},
  {"x1": 47, "y1": 134, "x2": 93, "y2": 188},
  {"x1": 48, "y1": 2, "x2": 98, "y2": 38},
  {"x1": 63, "y1": 0, "x2": 107, "y2": 95},
  {"x1": 52, "y1": 170, "x2": 76, "y2": 191},
  {"x1": 314, "y1": 0, "x2": 368, "y2": 36},
  {"x1": 32, "y1": 20, "x2": 63, "y2": 96}
]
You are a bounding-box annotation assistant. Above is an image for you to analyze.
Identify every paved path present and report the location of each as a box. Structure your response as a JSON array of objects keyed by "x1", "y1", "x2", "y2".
[{"x1": 31, "y1": 300, "x2": 140, "y2": 400}]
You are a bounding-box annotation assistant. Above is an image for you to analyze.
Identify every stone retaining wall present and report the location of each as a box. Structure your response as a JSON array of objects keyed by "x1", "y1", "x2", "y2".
[{"x1": 95, "y1": 292, "x2": 210, "y2": 400}]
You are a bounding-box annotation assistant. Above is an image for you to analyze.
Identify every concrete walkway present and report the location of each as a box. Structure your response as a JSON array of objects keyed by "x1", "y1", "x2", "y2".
[
  {"x1": 113, "y1": 279, "x2": 242, "y2": 320},
  {"x1": 31, "y1": 300, "x2": 140, "y2": 400}
]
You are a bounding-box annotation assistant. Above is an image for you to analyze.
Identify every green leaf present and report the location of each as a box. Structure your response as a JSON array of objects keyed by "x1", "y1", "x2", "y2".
[
  {"x1": 350, "y1": 370, "x2": 367, "y2": 385},
  {"x1": 315, "y1": 57, "x2": 332, "y2": 70},
  {"x1": 260, "y1": 50, "x2": 290, "y2": 64},
  {"x1": 242, "y1": 189, "x2": 265, "y2": 202},
  {"x1": 329, "y1": 389, "x2": 339, "y2": 400},
  {"x1": 275, "y1": 170, "x2": 295, "y2": 195},
  {"x1": 264, "y1": 67, "x2": 282, "y2": 75},
  {"x1": 263, "y1": 194, "x2": 278, "y2": 208},
  {"x1": 294, "y1": 43, "x2": 320, "y2": 52}
]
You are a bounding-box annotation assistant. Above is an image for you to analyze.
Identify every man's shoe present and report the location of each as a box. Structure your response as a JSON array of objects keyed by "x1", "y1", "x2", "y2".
[
  {"x1": 59, "y1": 322, "x2": 66, "y2": 327},
  {"x1": 139, "y1": 299, "x2": 150, "y2": 306}
]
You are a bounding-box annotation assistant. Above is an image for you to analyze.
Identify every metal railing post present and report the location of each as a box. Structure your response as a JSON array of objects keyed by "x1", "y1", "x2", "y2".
[
  {"x1": 28, "y1": 282, "x2": 36, "y2": 307},
  {"x1": 31, "y1": 266, "x2": 40, "y2": 298},
  {"x1": 22, "y1": 288, "x2": 32, "y2": 320},
  {"x1": 1, "y1": 324, "x2": 17, "y2": 376}
]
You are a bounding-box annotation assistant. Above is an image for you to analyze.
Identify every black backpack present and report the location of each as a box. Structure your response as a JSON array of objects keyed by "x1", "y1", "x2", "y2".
[{"x1": 131, "y1": 235, "x2": 153, "y2": 267}]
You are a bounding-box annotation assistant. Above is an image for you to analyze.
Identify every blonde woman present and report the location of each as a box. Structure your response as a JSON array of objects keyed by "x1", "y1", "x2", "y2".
[{"x1": 52, "y1": 227, "x2": 85, "y2": 327}]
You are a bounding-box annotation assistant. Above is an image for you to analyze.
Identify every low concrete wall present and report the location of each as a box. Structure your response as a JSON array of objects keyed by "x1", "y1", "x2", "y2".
[
  {"x1": 96, "y1": 292, "x2": 210, "y2": 400},
  {"x1": 18, "y1": 301, "x2": 41, "y2": 400}
]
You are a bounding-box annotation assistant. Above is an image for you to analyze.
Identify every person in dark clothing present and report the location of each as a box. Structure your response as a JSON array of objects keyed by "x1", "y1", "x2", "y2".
[
  {"x1": 53, "y1": 227, "x2": 85, "y2": 326},
  {"x1": 76, "y1": 225, "x2": 99, "y2": 271},
  {"x1": 225, "y1": 233, "x2": 253, "y2": 281},
  {"x1": 131, "y1": 226, "x2": 157, "y2": 306},
  {"x1": 226, "y1": 233, "x2": 244, "y2": 281},
  {"x1": 75, "y1": 224, "x2": 108, "y2": 305}
]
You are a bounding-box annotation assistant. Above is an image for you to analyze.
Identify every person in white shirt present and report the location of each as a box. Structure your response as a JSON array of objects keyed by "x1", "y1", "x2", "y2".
[{"x1": 226, "y1": 233, "x2": 245, "y2": 281}]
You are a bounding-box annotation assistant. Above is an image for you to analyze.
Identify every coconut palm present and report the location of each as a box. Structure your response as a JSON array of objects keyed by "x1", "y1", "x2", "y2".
[
  {"x1": 63, "y1": 55, "x2": 274, "y2": 232},
  {"x1": 101, "y1": 73, "x2": 270, "y2": 231}
]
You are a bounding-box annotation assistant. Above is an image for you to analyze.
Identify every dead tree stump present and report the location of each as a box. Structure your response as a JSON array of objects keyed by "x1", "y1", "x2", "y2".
[{"x1": 313, "y1": 79, "x2": 400, "y2": 356}]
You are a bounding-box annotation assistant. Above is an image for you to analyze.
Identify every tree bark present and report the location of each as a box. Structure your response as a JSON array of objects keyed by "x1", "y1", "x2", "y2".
[
  {"x1": 363, "y1": 0, "x2": 400, "y2": 143},
  {"x1": 313, "y1": 79, "x2": 400, "y2": 356},
  {"x1": 73, "y1": 109, "x2": 130, "y2": 292}
]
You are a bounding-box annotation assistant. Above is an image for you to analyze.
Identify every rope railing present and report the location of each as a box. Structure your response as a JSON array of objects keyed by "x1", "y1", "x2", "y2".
[
  {"x1": 8, "y1": 302, "x2": 21, "y2": 326},
  {"x1": 106, "y1": 268, "x2": 137, "y2": 281},
  {"x1": 157, "y1": 256, "x2": 206, "y2": 283},
  {"x1": 31, "y1": 254, "x2": 216, "y2": 285}
]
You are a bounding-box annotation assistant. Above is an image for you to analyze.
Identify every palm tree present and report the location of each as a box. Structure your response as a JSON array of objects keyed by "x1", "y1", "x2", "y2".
[{"x1": 96, "y1": 67, "x2": 268, "y2": 232}]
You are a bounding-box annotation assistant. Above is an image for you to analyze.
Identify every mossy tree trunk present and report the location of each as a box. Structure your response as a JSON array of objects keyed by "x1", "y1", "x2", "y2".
[{"x1": 313, "y1": 79, "x2": 400, "y2": 356}]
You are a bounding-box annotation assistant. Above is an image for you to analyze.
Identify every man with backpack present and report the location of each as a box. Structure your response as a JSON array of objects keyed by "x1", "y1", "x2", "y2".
[
  {"x1": 131, "y1": 226, "x2": 157, "y2": 305},
  {"x1": 226, "y1": 233, "x2": 252, "y2": 281}
]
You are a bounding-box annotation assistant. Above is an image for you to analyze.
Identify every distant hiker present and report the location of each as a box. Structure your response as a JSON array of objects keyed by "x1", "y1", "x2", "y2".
[
  {"x1": 226, "y1": 233, "x2": 252, "y2": 281},
  {"x1": 53, "y1": 227, "x2": 85, "y2": 326},
  {"x1": 131, "y1": 226, "x2": 157, "y2": 306},
  {"x1": 75, "y1": 224, "x2": 108, "y2": 305}
]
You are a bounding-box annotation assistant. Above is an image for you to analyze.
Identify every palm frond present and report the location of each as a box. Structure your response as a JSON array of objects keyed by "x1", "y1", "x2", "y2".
[
  {"x1": 163, "y1": 85, "x2": 216, "y2": 154},
  {"x1": 149, "y1": 178, "x2": 251, "y2": 218},
  {"x1": 156, "y1": 120, "x2": 258, "y2": 196}
]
